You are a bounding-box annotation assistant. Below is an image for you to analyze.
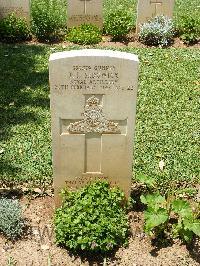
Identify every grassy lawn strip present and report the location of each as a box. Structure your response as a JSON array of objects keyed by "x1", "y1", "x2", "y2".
[
  {"x1": 104, "y1": 0, "x2": 200, "y2": 24},
  {"x1": 0, "y1": 44, "x2": 199, "y2": 189}
]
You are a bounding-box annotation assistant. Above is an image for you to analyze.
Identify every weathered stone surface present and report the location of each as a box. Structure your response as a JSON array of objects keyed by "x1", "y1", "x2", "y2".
[
  {"x1": 136, "y1": 0, "x2": 174, "y2": 33},
  {"x1": 49, "y1": 49, "x2": 139, "y2": 206},
  {"x1": 0, "y1": 0, "x2": 30, "y2": 21},
  {"x1": 67, "y1": 0, "x2": 103, "y2": 28}
]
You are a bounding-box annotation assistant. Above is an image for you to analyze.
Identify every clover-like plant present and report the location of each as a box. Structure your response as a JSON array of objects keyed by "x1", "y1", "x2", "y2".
[
  {"x1": 67, "y1": 24, "x2": 102, "y2": 45},
  {"x1": 54, "y1": 181, "x2": 129, "y2": 253}
]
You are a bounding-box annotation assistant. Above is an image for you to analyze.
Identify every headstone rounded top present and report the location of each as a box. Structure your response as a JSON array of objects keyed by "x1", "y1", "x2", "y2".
[{"x1": 49, "y1": 49, "x2": 139, "y2": 62}]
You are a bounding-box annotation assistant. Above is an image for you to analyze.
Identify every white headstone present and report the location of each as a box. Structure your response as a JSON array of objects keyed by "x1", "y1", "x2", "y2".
[
  {"x1": 0, "y1": 0, "x2": 30, "y2": 22},
  {"x1": 136, "y1": 0, "x2": 174, "y2": 33},
  {"x1": 49, "y1": 49, "x2": 139, "y2": 206},
  {"x1": 67, "y1": 0, "x2": 103, "y2": 28}
]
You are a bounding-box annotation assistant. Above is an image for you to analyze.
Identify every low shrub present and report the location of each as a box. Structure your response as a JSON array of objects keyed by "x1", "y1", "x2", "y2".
[
  {"x1": 67, "y1": 24, "x2": 102, "y2": 45},
  {"x1": 0, "y1": 198, "x2": 25, "y2": 239},
  {"x1": 31, "y1": 0, "x2": 66, "y2": 42},
  {"x1": 104, "y1": 5, "x2": 134, "y2": 39},
  {"x1": 0, "y1": 13, "x2": 31, "y2": 43},
  {"x1": 139, "y1": 15, "x2": 174, "y2": 47},
  {"x1": 176, "y1": 15, "x2": 200, "y2": 44},
  {"x1": 54, "y1": 181, "x2": 129, "y2": 253}
]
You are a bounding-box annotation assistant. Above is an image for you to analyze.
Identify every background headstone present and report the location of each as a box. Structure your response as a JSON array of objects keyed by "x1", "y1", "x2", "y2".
[
  {"x1": 67, "y1": 0, "x2": 103, "y2": 28},
  {"x1": 0, "y1": 0, "x2": 30, "y2": 22},
  {"x1": 136, "y1": 0, "x2": 174, "y2": 33},
  {"x1": 49, "y1": 49, "x2": 139, "y2": 206}
]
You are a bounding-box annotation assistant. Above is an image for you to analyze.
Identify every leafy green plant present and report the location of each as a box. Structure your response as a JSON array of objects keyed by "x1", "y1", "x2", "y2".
[
  {"x1": 54, "y1": 181, "x2": 129, "y2": 253},
  {"x1": 176, "y1": 15, "x2": 200, "y2": 44},
  {"x1": 139, "y1": 15, "x2": 174, "y2": 47},
  {"x1": 7, "y1": 256, "x2": 17, "y2": 266},
  {"x1": 140, "y1": 193, "x2": 200, "y2": 242},
  {"x1": 136, "y1": 174, "x2": 156, "y2": 189},
  {"x1": 0, "y1": 13, "x2": 31, "y2": 43},
  {"x1": 140, "y1": 193, "x2": 169, "y2": 235},
  {"x1": 67, "y1": 24, "x2": 102, "y2": 45},
  {"x1": 104, "y1": 5, "x2": 134, "y2": 39},
  {"x1": 0, "y1": 198, "x2": 25, "y2": 239},
  {"x1": 171, "y1": 199, "x2": 200, "y2": 242},
  {"x1": 31, "y1": 0, "x2": 66, "y2": 42}
]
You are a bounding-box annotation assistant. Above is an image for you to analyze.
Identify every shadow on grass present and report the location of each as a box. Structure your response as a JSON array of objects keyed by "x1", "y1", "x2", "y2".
[
  {"x1": 0, "y1": 43, "x2": 50, "y2": 180},
  {"x1": 0, "y1": 160, "x2": 21, "y2": 179},
  {"x1": 0, "y1": 45, "x2": 49, "y2": 102}
]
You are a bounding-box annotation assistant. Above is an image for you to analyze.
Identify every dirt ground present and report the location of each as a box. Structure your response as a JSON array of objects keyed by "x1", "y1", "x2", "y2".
[
  {"x1": 0, "y1": 194, "x2": 199, "y2": 266},
  {"x1": 26, "y1": 34, "x2": 200, "y2": 49},
  {"x1": 98, "y1": 35, "x2": 200, "y2": 49}
]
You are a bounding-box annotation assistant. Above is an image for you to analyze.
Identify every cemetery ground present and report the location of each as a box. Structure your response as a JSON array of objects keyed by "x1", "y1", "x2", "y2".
[
  {"x1": 0, "y1": 43, "x2": 199, "y2": 265},
  {"x1": 0, "y1": 194, "x2": 199, "y2": 266}
]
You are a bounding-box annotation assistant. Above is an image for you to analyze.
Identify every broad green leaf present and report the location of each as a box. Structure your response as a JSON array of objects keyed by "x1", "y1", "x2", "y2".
[
  {"x1": 136, "y1": 174, "x2": 156, "y2": 187},
  {"x1": 172, "y1": 199, "x2": 193, "y2": 218},
  {"x1": 140, "y1": 195, "x2": 147, "y2": 205},
  {"x1": 191, "y1": 221, "x2": 200, "y2": 236},
  {"x1": 184, "y1": 219, "x2": 200, "y2": 237},
  {"x1": 140, "y1": 193, "x2": 166, "y2": 209},
  {"x1": 181, "y1": 229, "x2": 194, "y2": 243},
  {"x1": 144, "y1": 207, "x2": 168, "y2": 232}
]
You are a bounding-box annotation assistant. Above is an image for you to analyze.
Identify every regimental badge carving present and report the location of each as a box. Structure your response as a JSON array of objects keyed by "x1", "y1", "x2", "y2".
[{"x1": 68, "y1": 96, "x2": 121, "y2": 134}]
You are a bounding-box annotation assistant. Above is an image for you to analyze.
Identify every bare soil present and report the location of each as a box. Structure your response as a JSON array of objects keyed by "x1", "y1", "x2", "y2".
[
  {"x1": 0, "y1": 194, "x2": 199, "y2": 266},
  {"x1": 25, "y1": 34, "x2": 200, "y2": 49},
  {"x1": 97, "y1": 35, "x2": 200, "y2": 49}
]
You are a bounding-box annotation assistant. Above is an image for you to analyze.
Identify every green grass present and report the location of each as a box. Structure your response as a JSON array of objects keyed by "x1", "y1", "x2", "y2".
[
  {"x1": 0, "y1": 44, "x2": 199, "y2": 190},
  {"x1": 133, "y1": 48, "x2": 200, "y2": 189},
  {"x1": 174, "y1": 0, "x2": 200, "y2": 19},
  {"x1": 0, "y1": 44, "x2": 52, "y2": 187},
  {"x1": 104, "y1": 0, "x2": 200, "y2": 26}
]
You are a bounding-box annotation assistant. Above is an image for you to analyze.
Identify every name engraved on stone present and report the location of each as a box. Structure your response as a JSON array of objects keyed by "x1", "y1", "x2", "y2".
[
  {"x1": 65, "y1": 176, "x2": 118, "y2": 189},
  {"x1": 67, "y1": 0, "x2": 103, "y2": 28},
  {"x1": 69, "y1": 15, "x2": 101, "y2": 23},
  {"x1": 0, "y1": 0, "x2": 30, "y2": 21},
  {"x1": 52, "y1": 65, "x2": 134, "y2": 92}
]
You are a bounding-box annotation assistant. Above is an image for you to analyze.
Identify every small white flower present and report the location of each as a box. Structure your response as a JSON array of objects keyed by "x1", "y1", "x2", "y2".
[{"x1": 159, "y1": 160, "x2": 165, "y2": 171}]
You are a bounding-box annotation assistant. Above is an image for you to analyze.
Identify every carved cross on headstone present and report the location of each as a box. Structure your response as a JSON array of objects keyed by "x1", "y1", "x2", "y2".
[
  {"x1": 79, "y1": 0, "x2": 92, "y2": 14},
  {"x1": 60, "y1": 95, "x2": 127, "y2": 177},
  {"x1": 150, "y1": 0, "x2": 163, "y2": 16}
]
